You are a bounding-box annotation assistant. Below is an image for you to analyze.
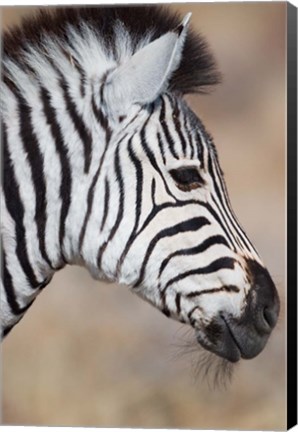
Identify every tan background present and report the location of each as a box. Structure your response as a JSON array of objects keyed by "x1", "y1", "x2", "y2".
[{"x1": 1, "y1": 3, "x2": 286, "y2": 430}]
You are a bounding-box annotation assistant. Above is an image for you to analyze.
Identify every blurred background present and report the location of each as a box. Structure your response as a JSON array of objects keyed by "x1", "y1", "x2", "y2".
[{"x1": 1, "y1": 3, "x2": 286, "y2": 430}]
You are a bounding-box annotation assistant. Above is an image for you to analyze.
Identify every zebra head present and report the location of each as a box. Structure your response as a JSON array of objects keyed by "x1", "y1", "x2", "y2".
[{"x1": 94, "y1": 12, "x2": 280, "y2": 364}]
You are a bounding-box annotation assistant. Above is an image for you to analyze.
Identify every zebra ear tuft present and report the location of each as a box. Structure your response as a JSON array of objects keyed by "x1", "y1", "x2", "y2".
[{"x1": 103, "y1": 13, "x2": 191, "y2": 114}]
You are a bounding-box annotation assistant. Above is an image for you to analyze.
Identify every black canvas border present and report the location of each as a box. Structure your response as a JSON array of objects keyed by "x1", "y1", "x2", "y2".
[{"x1": 287, "y1": 1, "x2": 297, "y2": 430}]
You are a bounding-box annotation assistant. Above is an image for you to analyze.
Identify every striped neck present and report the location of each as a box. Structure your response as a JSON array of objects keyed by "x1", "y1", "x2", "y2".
[{"x1": 1, "y1": 69, "x2": 114, "y2": 304}]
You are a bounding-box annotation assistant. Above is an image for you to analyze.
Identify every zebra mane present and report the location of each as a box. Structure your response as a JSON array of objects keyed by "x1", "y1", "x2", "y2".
[{"x1": 3, "y1": 6, "x2": 221, "y2": 95}]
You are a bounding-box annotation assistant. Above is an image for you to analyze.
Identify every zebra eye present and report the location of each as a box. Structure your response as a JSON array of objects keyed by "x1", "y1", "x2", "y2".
[{"x1": 169, "y1": 167, "x2": 205, "y2": 192}]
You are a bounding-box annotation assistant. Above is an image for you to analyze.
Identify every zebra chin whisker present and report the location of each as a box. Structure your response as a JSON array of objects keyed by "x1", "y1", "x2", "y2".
[
  {"x1": 171, "y1": 327, "x2": 234, "y2": 389},
  {"x1": 192, "y1": 350, "x2": 234, "y2": 390}
]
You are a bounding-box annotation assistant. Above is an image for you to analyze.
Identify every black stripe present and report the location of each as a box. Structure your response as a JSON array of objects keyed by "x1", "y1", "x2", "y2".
[
  {"x1": 189, "y1": 133, "x2": 195, "y2": 159},
  {"x1": 133, "y1": 216, "x2": 210, "y2": 287},
  {"x1": 140, "y1": 119, "x2": 178, "y2": 202},
  {"x1": 208, "y1": 152, "x2": 239, "y2": 250},
  {"x1": 157, "y1": 132, "x2": 166, "y2": 165},
  {"x1": 201, "y1": 200, "x2": 236, "y2": 252},
  {"x1": 200, "y1": 137, "x2": 208, "y2": 171},
  {"x1": 2, "y1": 123, "x2": 40, "y2": 287},
  {"x1": 183, "y1": 113, "x2": 195, "y2": 160},
  {"x1": 2, "y1": 251, "x2": 36, "y2": 314},
  {"x1": 3, "y1": 325, "x2": 14, "y2": 338},
  {"x1": 214, "y1": 159, "x2": 258, "y2": 255},
  {"x1": 158, "y1": 234, "x2": 229, "y2": 278},
  {"x1": 175, "y1": 292, "x2": 181, "y2": 315},
  {"x1": 186, "y1": 284, "x2": 240, "y2": 298},
  {"x1": 211, "y1": 193, "x2": 242, "y2": 251},
  {"x1": 210, "y1": 156, "x2": 246, "y2": 250},
  {"x1": 208, "y1": 148, "x2": 253, "y2": 253},
  {"x1": 97, "y1": 145, "x2": 124, "y2": 267},
  {"x1": 161, "y1": 305, "x2": 171, "y2": 317},
  {"x1": 121, "y1": 109, "x2": 143, "y2": 132},
  {"x1": 170, "y1": 96, "x2": 187, "y2": 156},
  {"x1": 119, "y1": 199, "x2": 196, "y2": 270},
  {"x1": 13, "y1": 90, "x2": 54, "y2": 269},
  {"x1": 195, "y1": 131, "x2": 204, "y2": 167},
  {"x1": 78, "y1": 96, "x2": 111, "y2": 252},
  {"x1": 80, "y1": 130, "x2": 126, "y2": 257},
  {"x1": 127, "y1": 138, "x2": 143, "y2": 231},
  {"x1": 149, "y1": 198, "x2": 233, "y2": 255},
  {"x1": 116, "y1": 137, "x2": 144, "y2": 275},
  {"x1": 78, "y1": 163, "x2": 104, "y2": 252},
  {"x1": 151, "y1": 178, "x2": 157, "y2": 206},
  {"x1": 159, "y1": 97, "x2": 179, "y2": 159},
  {"x1": 100, "y1": 178, "x2": 110, "y2": 231},
  {"x1": 91, "y1": 93, "x2": 110, "y2": 132},
  {"x1": 71, "y1": 57, "x2": 86, "y2": 98},
  {"x1": 162, "y1": 257, "x2": 236, "y2": 292},
  {"x1": 138, "y1": 101, "x2": 179, "y2": 201},
  {"x1": 59, "y1": 76, "x2": 92, "y2": 173},
  {"x1": 40, "y1": 85, "x2": 71, "y2": 262}
]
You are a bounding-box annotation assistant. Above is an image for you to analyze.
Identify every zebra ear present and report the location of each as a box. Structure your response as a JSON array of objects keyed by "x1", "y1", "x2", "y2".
[{"x1": 104, "y1": 13, "x2": 192, "y2": 114}]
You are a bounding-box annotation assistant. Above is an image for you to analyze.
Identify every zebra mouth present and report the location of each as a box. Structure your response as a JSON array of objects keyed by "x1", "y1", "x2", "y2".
[
  {"x1": 220, "y1": 315, "x2": 243, "y2": 361},
  {"x1": 196, "y1": 315, "x2": 243, "y2": 363},
  {"x1": 200, "y1": 313, "x2": 272, "y2": 363}
]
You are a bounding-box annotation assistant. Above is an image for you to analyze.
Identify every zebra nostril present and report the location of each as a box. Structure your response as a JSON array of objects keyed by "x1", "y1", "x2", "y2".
[
  {"x1": 262, "y1": 303, "x2": 279, "y2": 329},
  {"x1": 255, "y1": 302, "x2": 279, "y2": 334},
  {"x1": 245, "y1": 259, "x2": 280, "y2": 334},
  {"x1": 263, "y1": 306, "x2": 274, "y2": 328}
]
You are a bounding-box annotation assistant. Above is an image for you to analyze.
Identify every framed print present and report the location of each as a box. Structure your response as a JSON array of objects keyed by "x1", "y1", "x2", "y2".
[{"x1": 1, "y1": 2, "x2": 297, "y2": 430}]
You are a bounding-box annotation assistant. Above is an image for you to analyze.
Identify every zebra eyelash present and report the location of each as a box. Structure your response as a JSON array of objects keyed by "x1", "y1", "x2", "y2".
[{"x1": 169, "y1": 166, "x2": 206, "y2": 192}]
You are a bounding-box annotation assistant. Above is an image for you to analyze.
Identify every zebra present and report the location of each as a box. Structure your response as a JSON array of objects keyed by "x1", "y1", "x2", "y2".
[{"x1": 1, "y1": 6, "x2": 279, "y2": 366}]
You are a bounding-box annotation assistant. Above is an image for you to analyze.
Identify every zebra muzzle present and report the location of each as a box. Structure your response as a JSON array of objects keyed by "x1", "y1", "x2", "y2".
[{"x1": 196, "y1": 259, "x2": 280, "y2": 363}]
